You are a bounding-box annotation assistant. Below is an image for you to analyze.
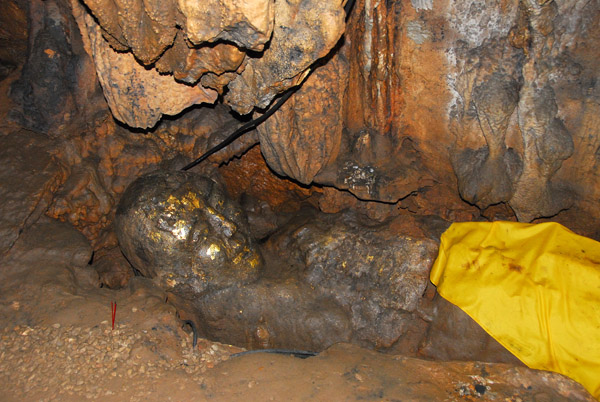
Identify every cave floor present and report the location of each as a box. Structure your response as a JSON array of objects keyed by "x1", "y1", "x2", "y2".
[{"x1": 0, "y1": 225, "x2": 594, "y2": 402}]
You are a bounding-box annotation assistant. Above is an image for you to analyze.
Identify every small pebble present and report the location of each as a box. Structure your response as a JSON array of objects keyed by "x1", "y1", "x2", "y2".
[{"x1": 0, "y1": 320, "x2": 240, "y2": 400}]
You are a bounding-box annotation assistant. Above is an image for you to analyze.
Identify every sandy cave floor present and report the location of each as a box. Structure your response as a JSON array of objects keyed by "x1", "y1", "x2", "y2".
[{"x1": 0, "y1": 220, "x2": 595, "y2": 402}]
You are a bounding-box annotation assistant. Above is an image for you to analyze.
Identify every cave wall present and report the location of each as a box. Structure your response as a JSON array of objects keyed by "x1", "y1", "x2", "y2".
[
  {"x1": 263, "y1": 0, "x2": 599, "y2": 236},
  {"x1": 257, "y1": 0, "x2": 600, "y2": 233},
  {"x1": 1, "y1": 0, "x2": 599, "y2": 255}
]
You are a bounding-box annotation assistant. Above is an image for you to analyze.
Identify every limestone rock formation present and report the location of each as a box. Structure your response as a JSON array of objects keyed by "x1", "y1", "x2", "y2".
[
  {"x1": 170, "y1": 207, "x2": 438, "y2": 353},
  {"x1": 223, "y1": 0, "x2": 346, "y2": 114},
  {"x1": 5, "y1": 0, "x2": 595, "y2": 245},
  {"x1": 219, "y1": 145, "x2": 318, "y2": 213},
  {"x1": 177, "y1": 0, "x2": 275, "y2": 51},
  {"x1": 77, "y1": 9, "x2": 219, "y2": 129},
  {"x1": 91, "y1": 247, "x2": 134, "y2": 289},
  {"x1": 257, "y1": 54, "x2": 347, "y2": 184},
  {"x1": 449, "y1": 0, "x2": 579, "y2": 221},
  {"x1": 115, "y1": 170, "x2": 262, "y2": 297},
  {"x1": 442, "y1": 0, "x2": 594, "y2": 224},
  {"x1": 3, "y1": 0, "x2": 598, "y2": 257},
  {"x1": 156, "y1": 35, "x2": 245, "y2": 88},
  {"x1": 0, "y1": 129, "x2": 66, "y2": 256},
  {"x1": 451, "y1": 40, "x2": 524, "y2": 208},
  {"x1": 81, "y1": 0, "x2": 274, "y2": 61},
  {"x1": 9, "y1": 0, "x2": 99, "y2": 133},
  {"x1": 73, "y1": 0, "x2": 346, "y2": 127},
  {"x1": 273, "y1": 210, "x2": 438, "y2": 349},
  {"x1": 0, "y1": 1, "x2": 27, "y2": 81},
  {"x1": 254, "y1": 0, "x2": 600, "y2": 232},
  {"x1": 1, "y1": 1, "x2": 600, "y2": 397}
]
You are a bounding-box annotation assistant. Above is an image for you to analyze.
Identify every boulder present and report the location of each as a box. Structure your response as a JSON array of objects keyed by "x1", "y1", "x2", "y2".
[{"x1": 115, "y1": 170, "x2": 262, "y2": 298}]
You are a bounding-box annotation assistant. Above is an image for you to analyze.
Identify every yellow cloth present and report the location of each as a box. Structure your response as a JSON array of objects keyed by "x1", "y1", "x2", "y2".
[{"x1": 430, "y1": 221, "x2": 600, "y2": 399}]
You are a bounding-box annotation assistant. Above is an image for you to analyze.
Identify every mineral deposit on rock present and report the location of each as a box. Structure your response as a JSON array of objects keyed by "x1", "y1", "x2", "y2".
[{"x1": 115, "y1": 170, "x2": 262, "y2": 298}]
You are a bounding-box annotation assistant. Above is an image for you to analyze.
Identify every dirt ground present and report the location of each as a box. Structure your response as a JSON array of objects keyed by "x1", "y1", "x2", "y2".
[{"x1": 0, "y1": 219, "x2": 595, "y2": 401}]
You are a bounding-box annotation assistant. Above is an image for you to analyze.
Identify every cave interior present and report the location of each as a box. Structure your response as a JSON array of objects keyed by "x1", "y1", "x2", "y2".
[{"x1": 0, "y1": 0, "x2": 599, "y2": 400}]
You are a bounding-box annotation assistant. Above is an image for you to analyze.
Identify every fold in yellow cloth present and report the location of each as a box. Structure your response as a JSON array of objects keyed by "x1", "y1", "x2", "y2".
[{"x1": 430, "y1": 221, "x2": 600, "y2": 399}]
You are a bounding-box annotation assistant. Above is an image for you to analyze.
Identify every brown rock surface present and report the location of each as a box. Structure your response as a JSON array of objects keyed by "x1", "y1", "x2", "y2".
[
  {"x1": 77, "y1": 9, "x2": 218, "y2": 129},
  {"x1": 219, "y1": 145, "x2": 317, "y2": 212},
  {"x1": 91, "y1": 247, "x2": 134, "y2": 289},
  {"x1": 1, "y1": 0, "x2": 599, "y2": 398},
  {"x1": 11, "y1": 0, "x2": 593, "y2": 243},
  {"x1": 77, "y1": 0, "x2": 251, "y2": 90},
  {"x1": 80, "y1": 0, "x2": 177, "y2": 65},
  {"x1": 176, "y1": 0, "x2": 275, "y2": 51},
  {"x1": 451, "y1": 40, "x2": 523, "y2": 208},
  {"x1": 0, "y1": 129, "x2": 66, "y2": 256},
  {"x1": 258, "y1": 53, "x2": 347, "y2": 184},
  {"x1": 115, "y1": 170, "x2": 262, "y2": 295},
  {"x1": 76, "y1": 0, "x2": 346, "y2": 126},
  {"x1": 42, "y1": 99, "x2": 253, "y2": 249},
  {"x1": 247, "y1": 0, "x2": 600, "y2": 236},
  {"x1": 252, "y1": 0, "x2": 450, "y2": 204},
  {"x1": 156, "y1": 35, "x2": 245, "y2": 87},
  {"x1": 201, "y1": 343, "x2": 594, "y2": 402},
  {"x1": 224, "y1": 0, "x2": 346, "y2": 114},
  {"x1": 5, "y1": 217, "x2": 94, "y2": 271},
  {"x1": 78, "y1": 0, "x2": 274, "y2": 81},
  {"x1": 0, "y1": 0, "x2": 27, "y2": 81},
  {"x1": 507, "y1": 1, "x2": 576, "y2": 221}
]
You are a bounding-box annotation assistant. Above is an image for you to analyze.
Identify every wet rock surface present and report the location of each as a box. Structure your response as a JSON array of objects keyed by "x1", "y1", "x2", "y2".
[
  {"x1": 245, "y1": 0, "x2": 600, "y2": 236},
  {"x1": 4, "y1": 0, "x2": 600, "y2": 252},
  {"x1": 262, "y1": 209, "x2": 438, "y2": 351},
  {"x1": 115, "y1": 170, "x2": 262, "y2": 298},
  {"x1": 116, "y1": 174, "x2": 438, "y2": 353}
]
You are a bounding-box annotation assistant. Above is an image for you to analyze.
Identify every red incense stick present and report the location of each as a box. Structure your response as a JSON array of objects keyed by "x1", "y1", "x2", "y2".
[{"x1": 111, "y1": 301, "x2": 117, "y2": 330}]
